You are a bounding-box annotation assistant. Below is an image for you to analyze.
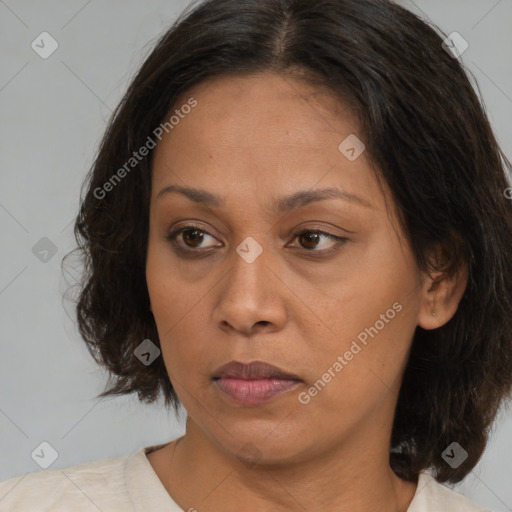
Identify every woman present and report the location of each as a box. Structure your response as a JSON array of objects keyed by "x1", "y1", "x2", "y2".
[{"x1": 1, "y1": 0, "x2": 511, "y2": 510}]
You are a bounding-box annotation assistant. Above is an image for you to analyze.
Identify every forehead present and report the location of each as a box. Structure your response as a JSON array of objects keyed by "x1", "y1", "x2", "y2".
[
  {"x1": 162, "y1": 71, "x2": 356, "y2": 149},
  {"x1": 150, "y1": 71, "x2": 385, "y2": 213}
]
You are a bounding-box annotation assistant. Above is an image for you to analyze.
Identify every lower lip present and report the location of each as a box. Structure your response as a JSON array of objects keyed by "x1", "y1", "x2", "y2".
[{"x1": 213, "y1": 377, "x2": 301, "y2": 405}]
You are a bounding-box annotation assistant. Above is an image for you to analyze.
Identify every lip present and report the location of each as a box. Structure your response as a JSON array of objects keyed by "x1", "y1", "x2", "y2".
[
  {"x1": 212, "y1": 360, "x2": 302, "y2": 406},
  {"x1": 212, "y1": 360, "x2": 302, "y2": 380}
]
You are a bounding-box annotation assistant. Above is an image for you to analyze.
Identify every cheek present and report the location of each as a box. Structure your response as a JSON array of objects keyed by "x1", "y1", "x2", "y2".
[
  {"x1": 146, "y1": 233, "x2": 197, "y2": 324},
  {"x1": 299, "y1": 310, "x2": 415, "y2": 439},
  {"x1": 146, "y1": 242, "x2": 183, "y2": 354},
  {"x1": 146, "y1": 245, "x2": 212, "y2": 376},
  {"x1": 302, "y1": 229, "x2": 419, "y2": 401},
  {"x1": 318, "y1": 228, "x2": 417, "y2": 341}
]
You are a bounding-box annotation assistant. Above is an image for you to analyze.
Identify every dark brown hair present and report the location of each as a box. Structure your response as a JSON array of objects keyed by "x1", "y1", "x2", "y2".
[{"x1": 63, "y1": 0, "x2": 512, "y2": 484}]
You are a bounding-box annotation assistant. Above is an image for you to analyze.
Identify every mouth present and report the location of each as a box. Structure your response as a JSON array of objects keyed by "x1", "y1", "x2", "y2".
[
  {"x1": 212, "y1": 360, "x2": 302, "y2": 380},
  {"x1": 212, "y1": 360, "x2": 303, "y2": 406}
]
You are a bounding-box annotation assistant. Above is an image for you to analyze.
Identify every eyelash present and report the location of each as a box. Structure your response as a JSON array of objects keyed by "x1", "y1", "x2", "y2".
[{"x1": 165, "y1": 224, "x2": 348, "y2": 257}]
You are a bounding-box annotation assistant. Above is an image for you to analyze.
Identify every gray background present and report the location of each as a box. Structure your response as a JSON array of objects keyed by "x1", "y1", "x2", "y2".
[{"x1": 1, "y1": 0, "x2": 511, "y2": 510}]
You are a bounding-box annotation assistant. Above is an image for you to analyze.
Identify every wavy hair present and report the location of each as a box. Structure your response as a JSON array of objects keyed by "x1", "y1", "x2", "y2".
[{"x1": 62, "y1": 0, "x2": 512, "y2": 484}]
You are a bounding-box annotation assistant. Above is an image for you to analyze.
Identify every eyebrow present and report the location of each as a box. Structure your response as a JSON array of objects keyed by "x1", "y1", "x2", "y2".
[{"x1": 156, "y1": 184, "x2": 373, "y2": 213}]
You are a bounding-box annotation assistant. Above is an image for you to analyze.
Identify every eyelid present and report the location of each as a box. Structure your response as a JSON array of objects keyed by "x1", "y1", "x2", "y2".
[
  {"x1": 288, "y1": 228, "x2": 348, "y2": 254},
  {"x1": 165, "y1": 223, "x2": 349, "y2": 255},
  {"x1": 166, "y1": 223, "x2": 221, "y2": 247}
]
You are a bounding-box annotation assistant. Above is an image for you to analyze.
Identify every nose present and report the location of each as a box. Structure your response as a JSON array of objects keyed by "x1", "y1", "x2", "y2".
[{"x1": 212, "y1": 243, "x2": 288, "y2": 336}]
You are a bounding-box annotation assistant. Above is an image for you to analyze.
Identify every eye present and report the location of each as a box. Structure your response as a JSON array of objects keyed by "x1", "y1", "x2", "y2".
[
  {"x1": 165, "y1": 225, "x2": 348, "y2": 256},
  {"x1": 289, "y1": 229, "x2": 348, "y2": 254},
  {"x1": 166, "y1": 225, "x2": 220, "y2": 252}
]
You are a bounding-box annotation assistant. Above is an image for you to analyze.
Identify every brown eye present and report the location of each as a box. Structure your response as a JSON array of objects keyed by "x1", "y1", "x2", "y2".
[
  {"x1": 298, "y1": 232, "x2": 321, "y2": 250},
  {"x1": 165, "y1": 226, "x2": 348, "y2": 257},
  {"x1": 165, "y1": 225, "x2": 220, "y2": 252},
  {"x1": 182, "y1": 228, "x2": 207, "y2": 248},
  {"x1": 291, "y1": 229, "x2": 348, "y2": 254}
]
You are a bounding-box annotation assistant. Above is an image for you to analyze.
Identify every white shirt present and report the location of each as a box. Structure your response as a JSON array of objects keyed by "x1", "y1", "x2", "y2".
[{"x1": 0, "y1": 442, "x2": 492, "y2": 511}]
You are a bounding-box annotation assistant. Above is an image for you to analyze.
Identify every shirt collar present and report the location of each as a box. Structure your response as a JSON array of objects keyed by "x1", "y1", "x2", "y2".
[{"x1": 125, "y1": 443, "x2": 184, "y2": 512}]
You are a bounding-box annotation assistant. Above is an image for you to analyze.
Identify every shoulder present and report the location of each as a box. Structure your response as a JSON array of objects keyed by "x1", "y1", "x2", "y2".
[
  {"x1": 408, "y1": 472, "x2": 493, "y2": 512},
  {"x1": 0, "y1": 451, "x2": 133, "y2": 511}
]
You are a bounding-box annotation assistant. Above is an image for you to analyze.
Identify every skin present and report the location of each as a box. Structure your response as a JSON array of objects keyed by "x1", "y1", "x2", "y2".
[{"x1": 145, "y1": 71, "x2": 467, "y2": 512}]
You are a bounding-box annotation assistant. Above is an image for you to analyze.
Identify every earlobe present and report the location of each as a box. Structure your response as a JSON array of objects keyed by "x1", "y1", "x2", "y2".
[{"x1": 417, "y1": 264, "x2": 468, "y2": 330}]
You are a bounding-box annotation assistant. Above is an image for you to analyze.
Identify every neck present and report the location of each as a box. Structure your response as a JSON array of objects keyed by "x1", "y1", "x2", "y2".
[{"x1": 158, "y1": 420, "x2": 417, "y2": 512}]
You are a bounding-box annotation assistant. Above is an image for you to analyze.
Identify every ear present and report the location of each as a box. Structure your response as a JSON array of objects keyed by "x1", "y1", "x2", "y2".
[{"x1": 417, "y1": 256, "x2": 468, "y2": 330}]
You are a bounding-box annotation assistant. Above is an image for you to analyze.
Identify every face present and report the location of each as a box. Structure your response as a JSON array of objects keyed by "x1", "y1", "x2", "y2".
[{"x1": 146, "y1": 71, "x2": 427, "y2": 465}]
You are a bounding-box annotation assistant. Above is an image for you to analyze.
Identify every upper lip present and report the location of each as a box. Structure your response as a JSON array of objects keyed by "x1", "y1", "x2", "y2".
[{"x1": 212, "y1": 360, "x2": 302, "y2": 381}]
